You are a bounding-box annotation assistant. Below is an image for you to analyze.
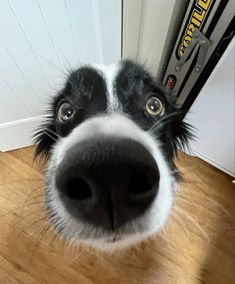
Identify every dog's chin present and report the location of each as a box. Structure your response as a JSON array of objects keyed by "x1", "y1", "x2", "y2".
[
  {"x1": 45, "y1": 176, "x2": 175, "y2": 251},
  {"x1": 50, "y1": 217, "x2": 158, "y2": 251},
  {"x1": 77, "y1": 231, "x2": 155, "y2": 251},
  {"x1": 45, "y1": 188, "x2": 174, "y2": 251}
]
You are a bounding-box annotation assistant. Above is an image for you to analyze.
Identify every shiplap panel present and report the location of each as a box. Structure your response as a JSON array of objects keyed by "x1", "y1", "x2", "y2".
[
  {"x1": 122, "y1": 0, "x2": 143, "y2": 61},
  {"x1": 137, "y1": 0, "x2": 175, "y2": 76},
  {"x1": 0, "y1": 97, "x2": 16, "y2": 122},
  {"x1": 98, "y1": 0, "x2": 122, "y2": 64},
  {"x1": 65, "y1": 0, "x2": 101, "y2": 64},
  {"x1": 0, "y1": 0, "x2": 44, "y2": 119},
  {"x1": 0, "y1": 0, "x2": 121, "y2": 150},
  {"x1": 36, "y1": 0, "x2": 80, "y2": 69},
  {"x1": 0, "y1": 67, "x2": 32, "y2": 120},
  {"x1": 8, "y1": 0, "x2": 66, "y2": 90},
  {"x1": 123, "y1": 0, "x2": 176, "y2": 77}
]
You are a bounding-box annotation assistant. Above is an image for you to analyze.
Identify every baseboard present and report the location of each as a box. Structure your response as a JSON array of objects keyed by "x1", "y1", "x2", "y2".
[
  {"x1": 186, "y1": 148, "x2": 235, "y2": 178},
  {"x1": 2, "y1": 117, "x2": 235, "y2": 179},
  {"x1": 0, "y1": 116, "x2": 43, "y2": 152}
]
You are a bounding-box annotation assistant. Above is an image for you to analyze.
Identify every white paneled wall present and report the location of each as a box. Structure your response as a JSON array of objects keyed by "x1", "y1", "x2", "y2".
[
  {"x1": 0, "y1": 0, "x2": 121, "y2": 151},
  {"x1": 123, "y1": 0, "x2": 175, "y2": 77}
]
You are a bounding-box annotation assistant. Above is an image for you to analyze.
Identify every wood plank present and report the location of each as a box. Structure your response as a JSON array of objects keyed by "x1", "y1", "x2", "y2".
[{"x1": 0, "y1": 146, "x2": 234, "y2": 284}]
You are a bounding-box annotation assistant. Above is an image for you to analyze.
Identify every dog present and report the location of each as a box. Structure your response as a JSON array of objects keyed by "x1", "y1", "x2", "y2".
[{"x1": 34, "y1": 60, "x2": 192, "y2": 250}]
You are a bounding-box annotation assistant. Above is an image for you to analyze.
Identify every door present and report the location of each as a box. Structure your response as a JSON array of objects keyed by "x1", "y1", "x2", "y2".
[
  {"x1": 186, "y1": 38, "x2": 235, "y2": 177},
  {"x1": 0, "y1": 0, "x2": 121, "y2": 151}
]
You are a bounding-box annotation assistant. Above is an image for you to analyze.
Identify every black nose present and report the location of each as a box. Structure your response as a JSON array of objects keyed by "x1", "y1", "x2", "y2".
[{"x1": 55, "y1": 138, "x2": 159, "y2": 230}]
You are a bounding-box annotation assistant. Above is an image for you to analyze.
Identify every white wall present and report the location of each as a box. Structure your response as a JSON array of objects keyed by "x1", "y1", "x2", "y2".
[
  {"x1": 0, "y1": 0, "x2": 121, "y2": 151},
  {"x1": 186, "y1": 38, "x2": 235, "y2": 177}
]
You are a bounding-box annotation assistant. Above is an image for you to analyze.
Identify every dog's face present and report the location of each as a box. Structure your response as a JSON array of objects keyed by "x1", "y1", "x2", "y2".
[{"x1": 34, "y1": 60, "x2": 191, "y2": 250}]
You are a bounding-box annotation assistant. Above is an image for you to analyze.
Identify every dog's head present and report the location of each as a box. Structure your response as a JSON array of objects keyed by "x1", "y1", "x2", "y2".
[{"x1": 34, "y1": 60, "x2": 192, "y2": 250}]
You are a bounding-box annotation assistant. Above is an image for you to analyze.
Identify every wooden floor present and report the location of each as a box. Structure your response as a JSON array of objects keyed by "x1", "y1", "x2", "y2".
[{"x1": 0, "y1": 146, "x2": 234, "y2": 284}]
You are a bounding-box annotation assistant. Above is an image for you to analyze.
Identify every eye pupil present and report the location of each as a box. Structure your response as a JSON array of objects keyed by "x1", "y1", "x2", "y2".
[
  {"x1": 64, "y1": 108, "x2": 72, "y2": 118},
  {"x1": 150, "y1": 104, "x2": 157, "y2": 111}
]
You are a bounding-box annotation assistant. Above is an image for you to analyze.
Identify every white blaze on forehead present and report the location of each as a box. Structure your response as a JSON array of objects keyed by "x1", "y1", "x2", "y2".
[{"x1": 94, "y1": 63, "x2": 122, "y2": 112}]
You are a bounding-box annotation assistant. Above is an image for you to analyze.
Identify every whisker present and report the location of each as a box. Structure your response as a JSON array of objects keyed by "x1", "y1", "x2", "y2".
[
  {"x1": 48, "y1": 221, "x2": 64, "y2": 248},
  {"x1": 17, "y1": 216, "x2": 47, "y2": 238},
  {"x1": 42, "y1": 130, "x2": 58, "y2": 142},
  {"x1": 45, "y1": 127, "x2": 61, "y2": 138},
  {"x1": 170, "y1": 212, "x2": 189, "y2": 237},
  {"x1": 29, "y1": 222, "x2": 51, "y2": 261},
  {"x1": 26, "y1": 193, "x2": 44, "y2": 201},
  {"x1": 20, "y1": 207, "x2": 45, "y2": 220},
  {"x1": 24, "y1": 185, "x2": 43, "y2": 205},
  {"x1": 148, "y1": 111, "x2": 182, "y2": 134},
  {"x1": 181, "y1": 192, "x2": 233, "y2": 218},
  {"x1": 174, "y1": 206, "x2": 210, "y2": 241},
  {"x1": 48, "y1": 229, "x2": 60, "y2": 248},
  {"x1": 0, "y1": 200, "x2": 44, "y2": 219}
]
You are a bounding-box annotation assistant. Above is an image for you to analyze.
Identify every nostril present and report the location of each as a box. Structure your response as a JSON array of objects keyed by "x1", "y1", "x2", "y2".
[
  {"x1": 128, "y1": 169, "x2": 159, "y2": 197},
  {"x1": 65, "y1": 177, "x2": 92, "y2": 200},
  {"x1": 128, "y1": 172, "x2": 152, "y2": 194}
]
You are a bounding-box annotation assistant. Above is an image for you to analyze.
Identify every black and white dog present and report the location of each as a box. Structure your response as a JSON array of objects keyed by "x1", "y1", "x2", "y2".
[{"x1": 34, "y1": 60, "x2": 192, "y2": 250}]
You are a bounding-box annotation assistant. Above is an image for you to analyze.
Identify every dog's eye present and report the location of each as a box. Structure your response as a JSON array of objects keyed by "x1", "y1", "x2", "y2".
[
  {"x1": 57, "y1": 102, "x2": 75, "y2": 122},
  {"x1": 145, "y1": 97, "x2": 164, "y2": 116}
]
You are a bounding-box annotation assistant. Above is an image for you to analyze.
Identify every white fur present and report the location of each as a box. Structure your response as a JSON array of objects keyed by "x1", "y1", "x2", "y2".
[
  {"x1": 47, "y1": 113, "x2": 175, "y2": 250},
  {"x1": 95, "y1": 63, "x2": 122, "y2": 112}
]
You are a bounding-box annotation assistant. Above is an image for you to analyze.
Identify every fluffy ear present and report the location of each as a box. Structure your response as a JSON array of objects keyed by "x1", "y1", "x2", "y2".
[
  {"x1": 33, "y1": 118, "x2": 58, "y2": 163},
  {"x1": 169, "y1": 112, "x2": 194, "y2": 153},
  {"x1": 166, "y1": 88, "x2": 194, "y2": 150}
]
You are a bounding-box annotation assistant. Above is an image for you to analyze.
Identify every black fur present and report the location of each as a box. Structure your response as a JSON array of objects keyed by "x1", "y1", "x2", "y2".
[
  {"x1": 115, "y1": 60, "x2": 193, "y2": 170},
  {"x1": 34, "y1": 65, "x2": 108, "y2": 160},
  {"x1": 34, "y1": 60, "x2": 192, "y2": 168}
]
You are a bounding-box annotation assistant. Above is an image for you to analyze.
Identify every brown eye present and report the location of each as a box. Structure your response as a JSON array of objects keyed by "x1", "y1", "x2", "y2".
[
  {"x1": 57, "y1": 102, "x2": 75, "y2": 122},
  {"x1": 145, "y1": 96, "x2": 164, "y2": 116}
]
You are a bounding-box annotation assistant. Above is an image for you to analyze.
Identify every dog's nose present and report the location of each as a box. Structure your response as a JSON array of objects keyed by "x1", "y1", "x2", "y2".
[{"x1": 55, "y1": 138, "x2": 159, "y2": 230}]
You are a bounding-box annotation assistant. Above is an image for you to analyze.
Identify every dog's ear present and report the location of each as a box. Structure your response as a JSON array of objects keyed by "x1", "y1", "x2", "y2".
[
  {"x1": 33, "y1": 119, "x2": 58, "y2": 163},
  {"x1": 165, "y1": 91, "x2": 194, "y2": 153},
  {"x1": 168, "y1": 111, "x2": 194, "y2": 153}
]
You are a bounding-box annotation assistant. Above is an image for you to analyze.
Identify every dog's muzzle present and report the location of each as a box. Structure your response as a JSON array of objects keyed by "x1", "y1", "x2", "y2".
[
  {"x1": 45, "y1": 114, "x2": 174, "y2": 248},
  {"x1": 55, "y1": 137, "x2": 159, "y2": 231}
]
